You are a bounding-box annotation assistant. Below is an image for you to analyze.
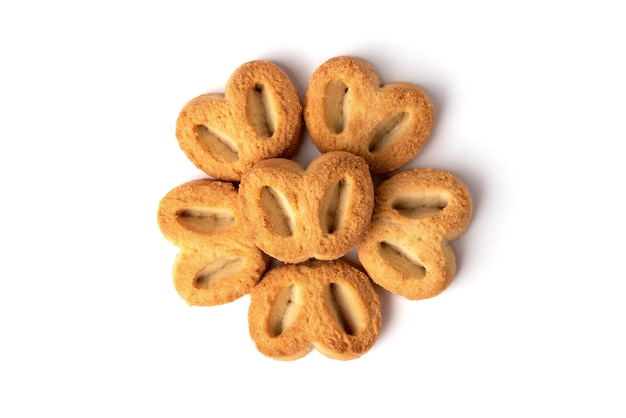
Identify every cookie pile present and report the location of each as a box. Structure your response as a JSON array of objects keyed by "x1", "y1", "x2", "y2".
[{"x1": 157, "y1": 56, "x2": 473, "y2": 361}]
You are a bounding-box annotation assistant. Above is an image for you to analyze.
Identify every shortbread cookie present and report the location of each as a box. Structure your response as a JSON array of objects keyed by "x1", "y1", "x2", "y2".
[
  {"x1": 176, "y1": 60, "x2": 303, "y2": 181},
  {"x1": 304, "y1": 56, "x2": 434, "y2": 174},
  {"x1": 358, "y1": 168, "x2": 472, "y2": 300},
  {"x1": 238, "y1": 151, "x2": 374, "y2": 263},
  {"x1": 157, "y1": 179, "x2": 269, "y2": 305},
  {"x1": 248, "y1": 259, "x2": 382, "y2": 361}
]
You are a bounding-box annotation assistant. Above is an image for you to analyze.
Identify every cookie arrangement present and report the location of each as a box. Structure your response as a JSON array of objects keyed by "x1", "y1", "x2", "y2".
[{"x1": 157, "y1": 56, "x2": 473, "y2": 361}]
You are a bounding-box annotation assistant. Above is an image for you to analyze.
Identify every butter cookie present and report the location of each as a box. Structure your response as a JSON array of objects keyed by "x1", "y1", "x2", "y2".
[
  {"x1": 176, "y1": 60, "x2": 303, "y2": 181},
  {"x1": 304, "y1": 56, "x2": 434, "y2": 174},
  {"x1": 358, "y1": 168, "x2": 472, "y2": 300},
  {"x1": 238, "y1": 151, "x2": 374, "y2": 263},
  {"x1": 248, "y1": 259, "x2": 382, "y2": 361},
  {"x1": 158, "y1": 179, "x2": 269, "y2": 305}
]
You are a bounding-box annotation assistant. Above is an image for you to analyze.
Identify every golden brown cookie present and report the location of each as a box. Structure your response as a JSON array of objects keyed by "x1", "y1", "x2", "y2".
[
  {"x1": 304, "y1": 56, "x2": 434, "y2": 174},
  {"x1": 157, "y1": 179, "x2": 269, "y2": 306},
  {"x1": 358, "y1": 168, "x2": 472, "y2": 300},
  {"x1": 248, "y1": 259, "x2": 382, "y2": 361},
  {"x1": 238, "y1": 151, "x2": 374, "y2": 263},
  {"x1": 176, "y1": 60, "x2": 303, "y2": 181}
]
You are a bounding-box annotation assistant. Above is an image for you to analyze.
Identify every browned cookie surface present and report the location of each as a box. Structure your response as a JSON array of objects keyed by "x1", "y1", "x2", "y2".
[
  {"x1": 176, "y1": 60, "x2": 303, "y2": 181},
  {"x1": 238, "y1": 151, "x2": 374, "y2": 263},
  {"x1": 158, "y1": 179, "x2": 268, "y2": 306},
  {"x1": 358, "y1": 168, "x2": 472, "y2": 300},
  {"x1": 248, "y1": 259, "x2": 382, "y2": 361},
  {"x1": 304, "y1": 56, "x2": 434, "y2": 174}
]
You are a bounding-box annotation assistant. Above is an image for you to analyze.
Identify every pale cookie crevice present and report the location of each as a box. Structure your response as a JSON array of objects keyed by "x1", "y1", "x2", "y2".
[
  {"x1": 247, "y1": 83, "x2": 277, "y2": 138},
  {"x1": 378, "y1": 241, "x2": 427, "y2": 279},
  {"x1": 324, "y1": 78, "x2": 349, "y2": 134},
  {"x1": 175, "y1": 208, "x2": 236, "y2": 234},
  {"x1": 193, "y1": 256, "x2": 244, "y2": 288},
  {"x1": 319, "y1": 177, "x2": 351, "y2": 234},
  {"x1": 367, "y1": 111, "x2": 410, "y2": 154},
  {"x1": 392, "y1": 191, "x2": 449, "y2": 219},
  {"x1": 325, "y1": 282, "x2": 366, "y2": 336},
  {"x1": 194, "y1": 124, "x2": 239, "y2": 162},
  {"x1": 268, "y1": 284, "x2": 301, "y2": 337},
  {"x1": 260, "y1": 186, "x2": 295, "y2": 237}
]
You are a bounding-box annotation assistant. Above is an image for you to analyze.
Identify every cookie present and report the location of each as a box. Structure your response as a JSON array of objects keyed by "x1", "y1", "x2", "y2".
[
  {"x1": 238, "y1": 151, "x2": 374, "y2": 263},
  {"x1": 304, "y1": 56, "x2": 434, "y2": 174},
  {"x1": 176, "y1": 60, "x2": 303, "y2": 181},
  {"x1": 358, "y1": 168, "x2": 472, "y2": 300},
  {"x1": 157, "y1": 179, "x2": 269, "y2": 305},
  {"x1": 248, "y1": 259, "x2": 382, "y2": 361}
]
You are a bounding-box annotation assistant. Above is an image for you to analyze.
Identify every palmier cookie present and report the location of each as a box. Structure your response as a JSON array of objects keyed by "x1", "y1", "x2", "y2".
[
  {"x1": 238, "y1": 151, "x2": 374, "y2": 263},
  {"x1": 176, "y1": 60, "x2": 303, "y2": 181},
  {"x1": 248, "y1": 259, "x2": 382, "y2": 361},
  {"x1": 358, "y1": 168, "x2": 472, "y2": 300},
  {"x1": 157, "y1": 179, "x2": 269, "y2": 306},
  {"x1": 304, "y1": 56, "x2": 434, "y2": 174}
]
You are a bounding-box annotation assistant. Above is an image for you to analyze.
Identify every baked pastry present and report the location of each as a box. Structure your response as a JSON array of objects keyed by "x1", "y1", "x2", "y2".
[
  {"x1": 358, "y1": 168, "x2": 472, "y2": 300},
  {"x1": 248, "y1": 259, "x2": 382, "y2": 361},
  {"x1": 158, "y1": 56, "x2": 473, "y2": 360},
  {"x1": 304, "y1": 56, "x2": 434, "y2": 174},
  {"x1": 176, "y1": 60, "x2": 303, "y2": 181},
  {"x1": 157, "y1": 179, "x2": 269, "y2": 305},
  {"x1": 238, "y1": 151, "x2": 374, "y2": 263}
]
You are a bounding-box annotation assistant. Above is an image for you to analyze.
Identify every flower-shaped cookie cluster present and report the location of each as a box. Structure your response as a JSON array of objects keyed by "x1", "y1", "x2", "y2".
[{"x1": 158, "y1": 56, "x2": 472, "y2": 361}]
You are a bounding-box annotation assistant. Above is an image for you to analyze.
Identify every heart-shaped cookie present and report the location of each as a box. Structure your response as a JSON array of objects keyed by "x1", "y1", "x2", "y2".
[
  {"x1": 248, "y1": 259, "x2": 382, "y2": 361},
  {"x1": 304, "y1": 56, "x2": 434, "y2": 174},
  {"x1": 157, "y1": 179, "x2": 269, "y2": 306},
  {"x1": 238, "y1": 151, "x2": 374, "y2": 263},
  {"x1": 176, "y1": 60, "x2": 303, "y2": 181},
  {"x1": 358, "y1": 168, "x2": 472, "y2": 300}
]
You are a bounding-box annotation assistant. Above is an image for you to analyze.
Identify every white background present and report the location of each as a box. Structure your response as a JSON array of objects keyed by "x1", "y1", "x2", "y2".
[{"x1": 1, "y1": 1, "x2": 625, "y2": 416}]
